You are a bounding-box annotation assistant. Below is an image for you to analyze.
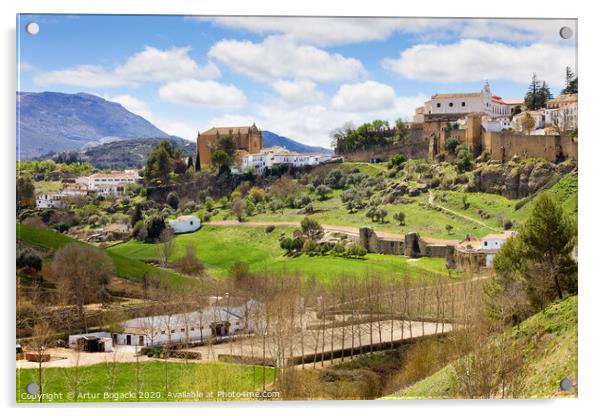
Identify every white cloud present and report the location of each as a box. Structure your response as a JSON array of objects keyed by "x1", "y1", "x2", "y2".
[
  {"x1": 200, "y1": 17, "x2": 575, "y2": 47},
  {"x1": 382, "y1": 39, "x2": 574, "y2": 87},
  {"x1": 271, "y1": 79, "x2": 325, "y2": 104},
  {"x1": 203, "y1": 17, "x2": 410, "y2": 47},
  {"x1": 34, "y1": 46, "x2": 220, "y2": 88},
  {"x1": 158, "y1": 79, "x2": 246, "y2": 109},
  {"x1": 332, "y1": 81, "x2": 397, "y2": 112},
  {"x1": 208, "y1": 36, "x2": 366, "y2": 83},
  {"x1": 102, "y1": 94, "x2": 152, "y2": 120}
]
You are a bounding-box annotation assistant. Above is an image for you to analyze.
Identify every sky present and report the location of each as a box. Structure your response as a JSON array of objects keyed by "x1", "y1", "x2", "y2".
[{"x1": 16, "y1": 15, "x2": 577, "y2": 148}]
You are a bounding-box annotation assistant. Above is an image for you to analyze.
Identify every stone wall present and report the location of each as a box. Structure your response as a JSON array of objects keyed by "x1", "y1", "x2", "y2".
[{"x1": 483, "y1": 132, "x2": 577, "y2": 163}]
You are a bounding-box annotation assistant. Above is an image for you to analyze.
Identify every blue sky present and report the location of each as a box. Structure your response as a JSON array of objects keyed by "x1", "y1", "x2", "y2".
[{"x1": 17, "y1": 15, "x2": 577, "y2": 148}]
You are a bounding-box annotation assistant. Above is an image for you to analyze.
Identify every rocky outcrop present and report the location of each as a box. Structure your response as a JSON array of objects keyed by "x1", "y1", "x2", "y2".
[{"x1": 472, "y1": 159, "x2": 576, "y2": 199}]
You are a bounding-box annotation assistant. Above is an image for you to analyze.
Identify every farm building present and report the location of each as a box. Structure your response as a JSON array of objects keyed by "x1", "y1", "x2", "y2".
[
  {"x1": 68, "y1": 332, "x2": 114, "y2": 352},
  {"x1": 168, "y1": 215, "x2": 201, "y2": 234},
  {"x1": 66, "y1": 300, "x2": 262, "y2": 349}
]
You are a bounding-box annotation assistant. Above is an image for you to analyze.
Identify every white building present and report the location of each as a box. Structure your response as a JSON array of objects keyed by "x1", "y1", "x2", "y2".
[
  {"x1": 240, "y1": 146, "x2": 331, "y2": 174},
  {"x1": 36, "y1": 192, "x2": 67, "y2": 209},
  {"x1": 168, "y1": 215, "x2": 201, "y2": 234},
  {"x1": 544, "y1": 93, "x2": 578, "y2": 132},
  {"x1": 35, "y1": 183, "x2": 88, "y2": 208},
  {"x1": 115, "y1": 300, "x2": 261, "y2": 347},
  {"x1": 415, "y1": 82, "x2": 523, "y2": 121},
  {"x1": 76, "y1": 170, "x2": 140, "y2": 196},
  {"x1": 68, "y1": 332, "x2": 114, "y2": 352}
]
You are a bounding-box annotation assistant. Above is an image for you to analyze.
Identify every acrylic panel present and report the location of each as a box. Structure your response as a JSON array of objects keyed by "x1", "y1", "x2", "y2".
[{"x1": 16, "y1": 15, "x2": 578, "y2": 403}]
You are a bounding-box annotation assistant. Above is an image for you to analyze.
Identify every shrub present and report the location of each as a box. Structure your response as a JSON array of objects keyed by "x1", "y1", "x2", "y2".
[
  {"x1": 265, "y1": 225, "x2": 275, "y2": 233},
  {"x1": 16, "y1": 248, "x2": 42, "y2": 272}
]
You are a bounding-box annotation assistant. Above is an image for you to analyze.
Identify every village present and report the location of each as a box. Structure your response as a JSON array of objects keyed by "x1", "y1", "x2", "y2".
[{"x1": 16, "y1": 76, "x2": 579, "y2": 401}]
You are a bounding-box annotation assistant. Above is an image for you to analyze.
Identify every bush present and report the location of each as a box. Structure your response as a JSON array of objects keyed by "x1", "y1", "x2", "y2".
[
  {"x1": 17, "y1": 248, "x2": 42, "y2": 272},
  {"x1": 265, "y1": 225, "x2": 275, "y2": 233},
  {"x1": 390, "y1": 153, "x2": 406, "y2": 167},
  {"x1": 166, "y1": 192, "x2": 179, "y2": 210}
]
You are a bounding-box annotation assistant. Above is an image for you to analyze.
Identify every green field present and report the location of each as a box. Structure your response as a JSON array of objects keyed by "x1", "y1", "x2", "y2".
[
  {"x1": 386, "y1": 295, "x2": 578, "y2": 399},
  {"x1": 109, "y1": 225, "x2": 457, "y2": 282},
  {"x1": 16, "y1": 361, "x2": 276, "y2": 403},
  {"x1": 17, "y1": 224, "x2": 193, "y2": 287}
]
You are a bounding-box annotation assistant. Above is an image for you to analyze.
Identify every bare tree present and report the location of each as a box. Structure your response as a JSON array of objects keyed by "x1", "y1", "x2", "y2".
[
  {"x1": 29, "y1": 321, "x2": 55, "y2": 402},
  {"x1": 52, "y1": 243, "x2": 113, "y2": 332},
  {"x1": 157, "y1": 227, "x2": 175, "y2": 267}
]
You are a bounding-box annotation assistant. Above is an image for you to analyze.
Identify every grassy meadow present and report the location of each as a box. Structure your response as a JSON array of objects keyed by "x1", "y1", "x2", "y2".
[
  {"x1": 108, "y1": 225, "x2": 458, "y2": 282},
  {"x1": 17, "y1": 224, "x2": 193, "y2": 287},
  {"x1": 17, "y1": 361, "x2": 276, "y2": 403}
]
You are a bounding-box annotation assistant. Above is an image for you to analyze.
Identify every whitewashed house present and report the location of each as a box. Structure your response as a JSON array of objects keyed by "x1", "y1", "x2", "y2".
[
  {"x1": 36, "y1": 192, "x2": 66, "y2": 208},
  {"x1": 76, "y1": 170, "x2": 140, "y2": 196},
  {"x1": 240, "y1": 146, "x2": 331, "y2": 174},
  {"x1": 115, "y1": 300, "x2": 262, "y2": 347},
  {"x1": 168, "y1": 215, "x2": 201, "y2": 234}
]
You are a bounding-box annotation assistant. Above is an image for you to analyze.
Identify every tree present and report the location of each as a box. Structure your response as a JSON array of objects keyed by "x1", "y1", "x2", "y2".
[
  {"x1": 29, "y1": 321, "x2": 55, "y2": 402},
  {"x1": 16, "y1": 175, "x2": 35, "y2": 208},
  {"x1": 490, "y1": 194, "x2": 577, "y2": 316},
  {"x1": 445, "y1": 138, "x2": 460, "y2": 154},
  {"x1": 194, "y1": 151, "x2": 201, "y2": 171},
  {"x1": 524, "y1": 73, "x2": 553, "y2": 110},
  {"x1": 301, "y1": 217, "x2": 324, "y2": 241},
  {"x1": 248, "y1": 187, "x2": 265, "y2": 203},
  {"x1": 17, "y1": 248, "x2": 42, "y2": 272},
  {"x1": 315, "y1": 185, "x2": 331, "y2": 201},
  {"x1": 521, "y1": 112, "x2": 536, "y2": 135},
  {"x1": 231, "y1": 198, "x2": 245, "y2": 222},
  {"x1": 166, "y1": 192, "x2": 179, "y2": 210},
  {"x1": 145, "y1": 141, "x2": 176, "y2": 184},
  {"x1": 215, "y1": 134, "x2": 237, "y2": 159},
  {"x1": 130, "y1": 203, "x2": 143, "y2": 227},
  {"x1": 52, "y1": 243, "x2": 113, "y2": 331},
  {"x1": 174, "y1": 242, "x2": 205, "y2": 277},
  {"x1": 393, "y1": 211, "x2": 406, "y2": 226},
  {"x1": 211, "y1": 150, "x2": 231, "y2": 170},
  {"x1": 144, "y1": 215, "x2": 166, "y2": 241},
  {"x1": 157, "y1": 227, "x2": 175, "y2": 267},
  {"x1": 520, "y1": 194, "x2": 577, "y2": 303},
  {"x1": 455, "y1": 145, "x2": 474, "y2": 172},
  {"x1": 445, "y1": 224, "x2": 453, "y2": 234}
]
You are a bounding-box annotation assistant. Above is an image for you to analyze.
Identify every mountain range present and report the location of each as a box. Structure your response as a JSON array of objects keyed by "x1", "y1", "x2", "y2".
[{"x1": 17, "y1": 91, "x2": 333, "y2": 165}]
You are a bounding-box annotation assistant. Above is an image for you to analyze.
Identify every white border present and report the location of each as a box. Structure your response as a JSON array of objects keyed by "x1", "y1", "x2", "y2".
[{"x1": 2, "y1": 1, "x2": 600, "y2": 415}]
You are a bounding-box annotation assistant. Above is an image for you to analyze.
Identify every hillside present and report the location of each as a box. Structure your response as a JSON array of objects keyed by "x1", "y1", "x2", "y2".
[
  {"x1": 16, "y1": 224, "x2": 192, "y2": 287},
  {"x1": 17, "y1": 91, "x2": 170, "y2": 159},
  {"x1": 78, "y1": 137, "x2": 196, "y2": 169},
  {"x1": 386, "y1": 295, "x2": 578, "y2": 399},
  {"x1": 263, "y1": 130, "x2": 333, "y2": 154}
]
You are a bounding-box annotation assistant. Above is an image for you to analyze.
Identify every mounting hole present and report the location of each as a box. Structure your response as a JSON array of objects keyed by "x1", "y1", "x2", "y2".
[
  {"x1": 559, "y1": 378, "x2": 573, "y2": 391},
  {"x1": 559, "y1": 26, "x2": 573, "y2": 40},
  {"x1": 25, "y1": 22, "x2": 39, "y2": 35}
]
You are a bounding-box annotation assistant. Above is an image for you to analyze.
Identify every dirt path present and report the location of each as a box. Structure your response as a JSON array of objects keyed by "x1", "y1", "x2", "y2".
[
  {"x1": 207, "y1": 220, "x2": 459, "y2": 245},
  {"x1": 428, "y1": 191, "x2": 499, "y2": 233}
]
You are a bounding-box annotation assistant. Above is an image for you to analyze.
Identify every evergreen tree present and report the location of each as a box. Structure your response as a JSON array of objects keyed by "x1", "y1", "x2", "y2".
[
  {"x1": 194, "y1": 151, "x2": 201, "y2": 171},
  {"x1": 561, "y1": 66, "x2": 578, "y2": 94}
]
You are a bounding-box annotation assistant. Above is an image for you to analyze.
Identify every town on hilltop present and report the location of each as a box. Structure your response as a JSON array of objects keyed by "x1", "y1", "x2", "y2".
[{"x1": 16, "y1": 16, "x2": 578, "y2": 402}]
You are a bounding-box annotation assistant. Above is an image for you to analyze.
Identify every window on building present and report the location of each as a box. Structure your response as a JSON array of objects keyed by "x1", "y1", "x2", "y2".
[
  {"x1": 181, "y1": 328, "x2": 185, "y2": 332},
  {"x1": 436, "y1": 103, "x2": 441, "y2": 108},
  {"x1": 171, "y1": 329, "x2": 175, "y2": 333},
  {"x1": 161, "y1": 330, "x2": 166, "y2": 334},
  {"x1": 461, "y1": 102, "x2": 466, "y2": 107},
  {"x1": 484, "y1": 241, "x2": 488, "y2": 247},
  {"x1": 449, "y1": 102, "x2": 453, "y2": 107}
]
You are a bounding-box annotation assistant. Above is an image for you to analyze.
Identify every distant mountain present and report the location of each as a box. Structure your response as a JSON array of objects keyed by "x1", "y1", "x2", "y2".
[
  {"x1": 75, "y1": 137, "x2": 196, "y2": 170},
  {"x1": 262, "y1": 130, "x2": 333, "y2": 154},
  {"x1": 17, "y1": 91, "x2": 171, "y2": 159}
]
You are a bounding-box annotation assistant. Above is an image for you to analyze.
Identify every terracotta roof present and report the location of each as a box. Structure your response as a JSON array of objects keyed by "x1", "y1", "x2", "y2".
[
  {"x1": 199, "y1": 125, "x2": 260, "y2": 136},
  {"x1": 547, "y1": 94, "x2": 578, "y2": 104}
]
